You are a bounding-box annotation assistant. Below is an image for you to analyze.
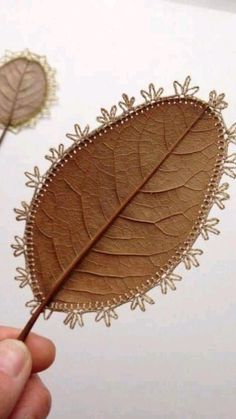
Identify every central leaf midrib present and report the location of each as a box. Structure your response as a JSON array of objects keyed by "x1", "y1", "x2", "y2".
[{"x1": 7, "y1": 59, "x2": 31, "y2": 124}]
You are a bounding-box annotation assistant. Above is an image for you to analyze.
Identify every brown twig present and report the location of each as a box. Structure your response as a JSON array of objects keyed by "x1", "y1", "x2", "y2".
[{"x1": 0, "y1": 125, "x2": 9, "y2": 148}]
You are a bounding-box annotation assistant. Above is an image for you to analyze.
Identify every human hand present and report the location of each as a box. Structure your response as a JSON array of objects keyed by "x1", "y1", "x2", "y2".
[{"x1": 0, "y1": 326, "x2": 56, "y2": 419}]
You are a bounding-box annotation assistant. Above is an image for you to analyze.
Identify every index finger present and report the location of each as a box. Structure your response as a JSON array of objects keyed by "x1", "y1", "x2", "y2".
[{"x1": 0, "y1": 326, "x2": 56, "y2": 373}]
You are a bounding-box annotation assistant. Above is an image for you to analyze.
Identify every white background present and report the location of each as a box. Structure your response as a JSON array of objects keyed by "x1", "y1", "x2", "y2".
[{"x1": 0, "y1": 1, "x2": 236, "y2": 418}]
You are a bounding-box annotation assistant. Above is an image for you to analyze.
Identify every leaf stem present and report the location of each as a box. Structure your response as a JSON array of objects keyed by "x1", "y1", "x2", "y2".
[{"x1": 0, "y1": 125, "x2": 9, "y2": 148}]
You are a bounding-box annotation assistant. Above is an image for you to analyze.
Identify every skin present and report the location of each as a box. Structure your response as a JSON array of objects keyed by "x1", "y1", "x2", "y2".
[{"x1": 0, "y1": 326, "x2": 55, "y2": 419}]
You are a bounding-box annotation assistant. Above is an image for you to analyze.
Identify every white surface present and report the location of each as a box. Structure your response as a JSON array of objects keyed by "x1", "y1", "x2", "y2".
[
  {"x1": 0, "y1": 1, "x2": 236, "y2": 418},
  {"x1": 168, "y1": 0, "x2": 236, "y2": 12}
]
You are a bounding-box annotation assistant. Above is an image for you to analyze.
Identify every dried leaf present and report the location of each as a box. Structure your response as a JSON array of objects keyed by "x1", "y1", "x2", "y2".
[
  {"x1": 0, "y1": 58, "x2": 46, "y2": 126},
  {"x1": 22, "y1": 95, "x2": 226, "y2": 330},
  {"x1": 0, "y1": 50, "x2": 56, "y2": 146}
]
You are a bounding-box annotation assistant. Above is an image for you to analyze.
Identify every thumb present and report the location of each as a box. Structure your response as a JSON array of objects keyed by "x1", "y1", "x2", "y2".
[{"x1": 0, "y1": 339, "x2": 32, "y2": 419}]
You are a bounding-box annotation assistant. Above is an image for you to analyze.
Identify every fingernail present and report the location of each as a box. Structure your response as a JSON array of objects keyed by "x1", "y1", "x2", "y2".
[{"x1": 0, "y1": 339, "x2": 28, "y2": 377}]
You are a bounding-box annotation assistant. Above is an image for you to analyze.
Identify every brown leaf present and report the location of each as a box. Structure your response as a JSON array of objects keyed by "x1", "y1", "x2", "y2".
[
  {"x1": 23, "y1": 96, "x2": 226, "y2": 320},
  {"x1": 0, "y1": 57, "x2": 47, "y2": 128}
]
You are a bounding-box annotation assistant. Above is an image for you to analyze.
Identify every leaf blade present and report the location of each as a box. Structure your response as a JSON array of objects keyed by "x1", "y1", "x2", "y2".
[
  {"x1": 0, "y1": 57, "x2": 47, "y2": 128},
  {"x1": 24, "y1": 97, "x2": 225, "y2": 316}
]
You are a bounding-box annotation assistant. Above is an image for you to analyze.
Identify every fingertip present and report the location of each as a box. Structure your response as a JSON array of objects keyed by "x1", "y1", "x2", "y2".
[
  {"x1": 0, "y1": 340, "x2": 32, "y2": 419},
  {"x1": 0, "y1": 339, "x2": 32, "y2": 378},
  {"x1": 0, "y1": 326, "x2": 56, "y2": 373}
]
